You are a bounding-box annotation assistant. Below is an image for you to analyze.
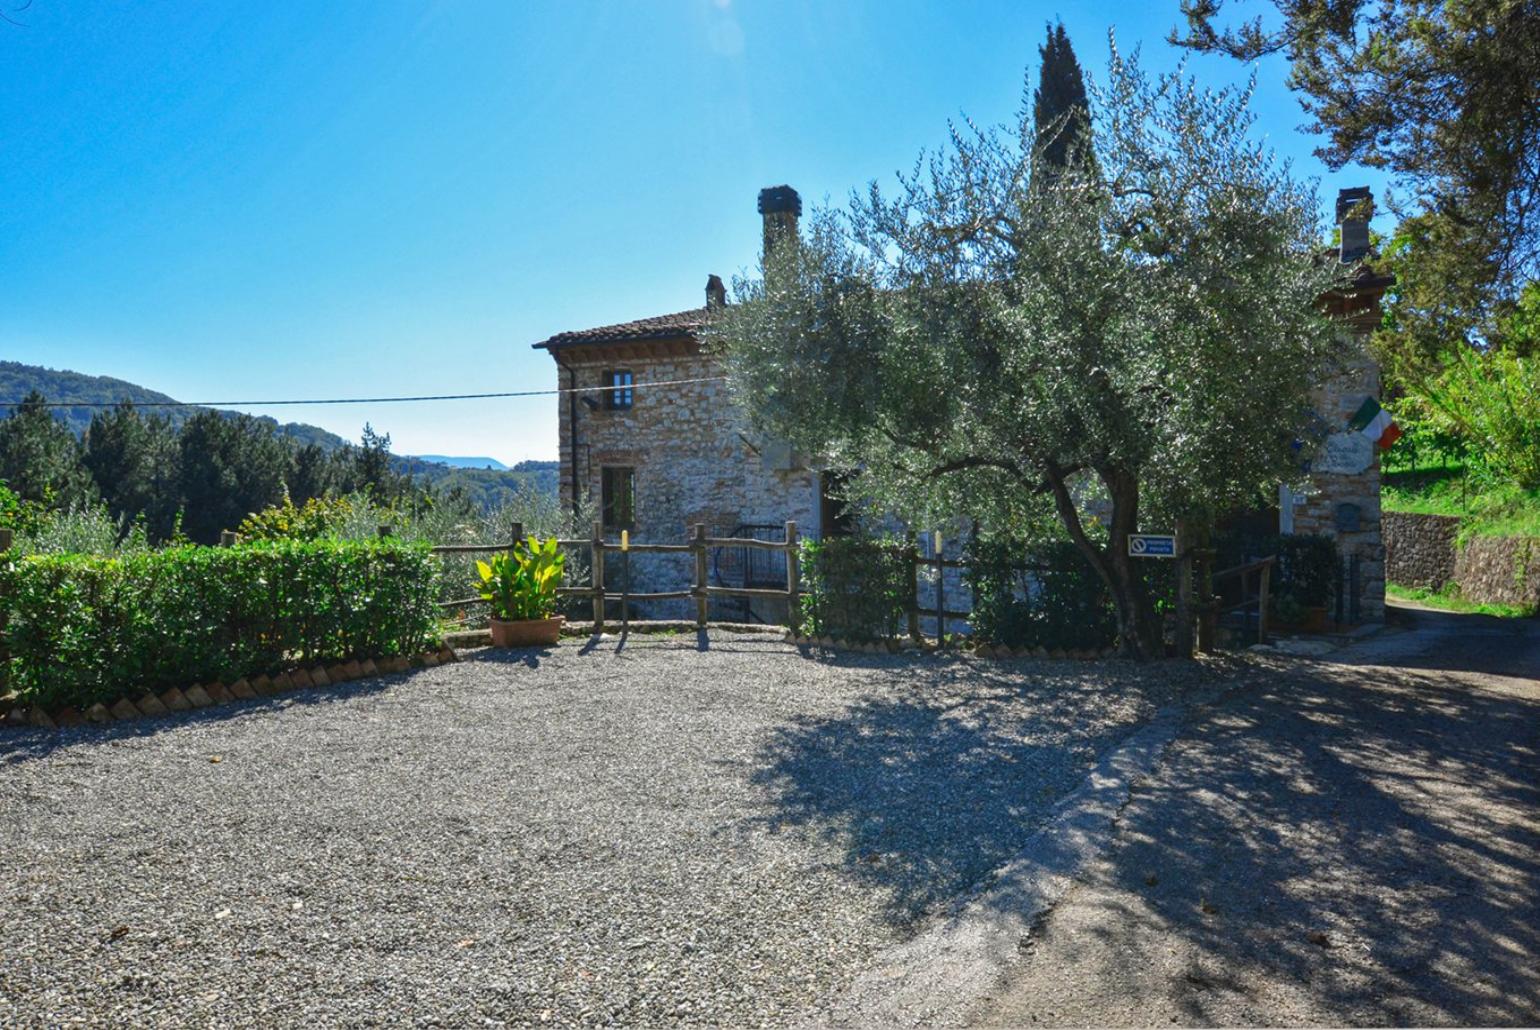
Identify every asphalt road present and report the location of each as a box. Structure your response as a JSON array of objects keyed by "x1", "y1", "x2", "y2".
[{"x1": 970, "y1": 605, "x2": 1540, "y2": 1027}]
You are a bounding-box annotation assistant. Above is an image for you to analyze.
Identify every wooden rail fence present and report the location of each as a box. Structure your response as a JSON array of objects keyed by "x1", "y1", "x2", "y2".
[{"x1": 429, "y1": 521, "x2": 804, "y2": 636}]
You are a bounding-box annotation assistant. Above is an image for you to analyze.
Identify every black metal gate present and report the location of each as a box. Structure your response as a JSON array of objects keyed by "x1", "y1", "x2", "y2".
[{"x1": 712, "y1": 523, "x2": 787, "y2": 621}]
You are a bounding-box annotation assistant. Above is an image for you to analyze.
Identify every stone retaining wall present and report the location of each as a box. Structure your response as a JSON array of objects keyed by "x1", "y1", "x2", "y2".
[
  {"x1": 1383, "y1": 512, "x2": 1461, "y2": 589},
  {"x1": 1384, "y1": 510, "x2": 1540, "y2": 607},
  {"x1": 1453, "y1": 535, "x2": 1540, "y2": 608}
]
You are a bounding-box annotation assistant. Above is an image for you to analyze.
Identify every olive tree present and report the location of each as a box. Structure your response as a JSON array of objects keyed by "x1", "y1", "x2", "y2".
[{"x1": 709, "y1": 44, "x2": 1349, "y2": 659}]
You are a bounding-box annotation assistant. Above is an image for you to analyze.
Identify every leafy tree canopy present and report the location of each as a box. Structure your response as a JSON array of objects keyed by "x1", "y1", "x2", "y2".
[
  {"x1": 710, "y1": 42, "x2": 1349, "y2": 659},
  {"x1": 1171, "y1": 0, "x2": 1540, "y2": 291},
  {"x1": 1172, "y1": 0, "x2": 1540, "y2": 399}
]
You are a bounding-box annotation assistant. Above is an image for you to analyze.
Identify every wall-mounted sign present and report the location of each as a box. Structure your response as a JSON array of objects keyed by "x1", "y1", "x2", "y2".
[
  {"x1": 1316, "y1": 432, "x2": 1374, "y2": 475},
  {"x1": 1335, "y1": 502, "x2": 1362, "y2": 533},
  {"x1": 1128, "y1": 533, "x2": 1177, "y2": 558}
]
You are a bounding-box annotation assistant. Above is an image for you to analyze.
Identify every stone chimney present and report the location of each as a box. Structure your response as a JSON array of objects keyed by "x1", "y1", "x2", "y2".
[
  {"x1": 1337, "y1": 186, "x2": 1373, "y2": 264},
  {"x1": 757, "y1": 185, "x2": 801, "y2": 261},
  {"x1": 705, "y1": 274, "x2": 726, "y2": 309}
]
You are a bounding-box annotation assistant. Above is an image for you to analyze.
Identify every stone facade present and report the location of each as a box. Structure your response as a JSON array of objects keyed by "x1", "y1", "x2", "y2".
[
  {"x1": 1278, "y1": 218, "x2": 1398, "y2": 625},
  {"x1": 550, "y1": 342, "x2": 817, "y2": 620},
  {"x1": 1285, "y1": 343, "x2": 1387, "y2": 622}
]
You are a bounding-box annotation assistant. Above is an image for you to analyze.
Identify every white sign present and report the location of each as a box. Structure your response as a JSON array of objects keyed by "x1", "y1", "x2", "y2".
[{"x1": 1316, "y1": 431, "x2": 1374, "y2": 475}]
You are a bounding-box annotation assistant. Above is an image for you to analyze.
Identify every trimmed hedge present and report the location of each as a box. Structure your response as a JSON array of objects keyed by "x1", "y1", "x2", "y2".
[
  {"x1": 798, "y1": 536, "x2": 910, "y2": 641},
  {"x1": 0, "y1": 539, "x2": 441, "y2": 708},
  {"x1": 967, "y1": 539, "x2": 1120, "y2": 652}
]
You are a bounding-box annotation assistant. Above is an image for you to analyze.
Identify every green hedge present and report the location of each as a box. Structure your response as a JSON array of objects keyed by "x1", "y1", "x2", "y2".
[
  {"x1": 798, "y1": 536, "x2": 910, "y2": 641},
  {"x1": 967, "y1": 539, "x2": 1120, "y2": 651},
  {"x1": 0, "y1": 539, "x2": 441, "y2": 709}
]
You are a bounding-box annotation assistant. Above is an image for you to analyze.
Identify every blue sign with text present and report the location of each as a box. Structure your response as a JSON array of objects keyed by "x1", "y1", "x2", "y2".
[{"x1": 1127, "y1": 533, "x2": 1177, "y2": 558}]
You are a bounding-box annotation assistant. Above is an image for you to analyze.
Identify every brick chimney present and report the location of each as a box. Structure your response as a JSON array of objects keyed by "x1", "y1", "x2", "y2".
[
  {"x1": 758, "y1": 185, "x2": 801, "y2": 260},
  {"x1": 705, "y1": 274, "x2": 726, "y2": 309},
  {"x1": 1337, "y1": 186, "x2": 1373, "y2": 264}
]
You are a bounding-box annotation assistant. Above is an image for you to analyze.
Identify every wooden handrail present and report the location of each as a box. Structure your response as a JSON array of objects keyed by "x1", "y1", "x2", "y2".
[{"x1": 1213, "y1": 555, "x2": 1277, "y2": 582}]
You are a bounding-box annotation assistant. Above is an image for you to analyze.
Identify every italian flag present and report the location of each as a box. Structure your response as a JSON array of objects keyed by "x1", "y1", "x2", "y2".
[{"x1": 1348, "y1": 396, "x2": 1402, "y2": 449}]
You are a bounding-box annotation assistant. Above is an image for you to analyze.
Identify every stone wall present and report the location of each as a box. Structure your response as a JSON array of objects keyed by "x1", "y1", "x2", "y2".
[
  {"x1": 1383, "y1": 512, "x2": 1460, "y2": 588},
  {"x1": 554, "y1": 344, "x2": 818, "y2": 620},
  {"x1": 1454, "y1": 536, "x2": 1540, "y2": 608},
  {"x1": 1383, "y1": 510, "x2": 1540, "y2": 608}
]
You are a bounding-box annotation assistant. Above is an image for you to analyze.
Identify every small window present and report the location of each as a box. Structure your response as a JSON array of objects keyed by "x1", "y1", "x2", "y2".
[
  {"x1": 603, "y1": 369, "x2": 634, "y2": 410},
  {"x1": 602, "y1": 467, "x2": 635, "y2": 528}
]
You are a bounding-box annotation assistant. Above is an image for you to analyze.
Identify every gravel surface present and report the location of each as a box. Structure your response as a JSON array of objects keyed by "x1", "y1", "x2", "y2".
[
  {"x1": 0, "y1": 632, "x2": 1218, "y2": 1027},
  {"x1": 972, "y1": 607, "x2": 1540, "y2": 1027}
]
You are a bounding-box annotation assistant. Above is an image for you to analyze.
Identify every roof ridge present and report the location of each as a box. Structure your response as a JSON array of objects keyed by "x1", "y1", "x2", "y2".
[{"x1": 533, "y1": 306, "x2": 712, "y2": 351}]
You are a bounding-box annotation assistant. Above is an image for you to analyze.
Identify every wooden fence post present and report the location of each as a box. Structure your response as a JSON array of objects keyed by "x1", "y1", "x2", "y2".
[
  {"x1": 0, "y1": 527, "x2": 11, "y2": 553},
  {"x1": 784, "y1": 521, "x2": 800, "y2": 638},
  {"x1": 1258, "y1": 559, "x2": 1271, "y2": 645},
  {"x1": 377, "y1": 524, "x2": 393, "y2": 539},
  {"x1": 509, "y1": 522, "x2": 524, "y2": 552},
  {"x1": 591, "y1": 520, "x2": 605, "y2": 631},
  {"x1": 906, "y1": 537, "x2": 922, "y2": 646},
  {"x1": 219, "y1": 530, "x2": 237, "y2": 548},
  {"x1": 1196, "y1": 523, "x2": 1216, "y2": 653},
  {"x1": 620, "y1": 530, "x2": 630, "y2": 632},
  {"x1": 692, "y1": 522, "x2": 708, "y2": 629},
  {"x1": 1174, "y1": 518, "x2": 1194, "y2": 658}
]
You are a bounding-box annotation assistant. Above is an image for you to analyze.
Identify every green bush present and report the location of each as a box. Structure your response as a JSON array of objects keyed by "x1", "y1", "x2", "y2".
[
  {"x1": 798, "y1": 535, "x2": 909, "y2": 640},
  {"x1": 967, "y1": 539, "x2": 1119, "y2": 651},
  {"x1": 0, "y1": 538, "x2": 441, "y2": 708}
]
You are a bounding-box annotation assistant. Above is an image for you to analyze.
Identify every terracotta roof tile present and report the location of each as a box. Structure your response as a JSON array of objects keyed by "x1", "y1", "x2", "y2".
[{"x1": 533, "y1": 307, "x2": 711, "y2": 350}]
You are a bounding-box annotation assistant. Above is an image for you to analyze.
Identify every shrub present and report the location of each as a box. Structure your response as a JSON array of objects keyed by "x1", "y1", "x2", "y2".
[
  {"x1": 475, "y1": 537, "x2": 565, "y2": 620},
  {"x1": 968, "y1": 539, "x2": 1119, "y2": 651},
  {"x1": 0, "y1": 538, "x2": 441, "y2": 708},
  {"x1": 798, "y1": 535, "x2": 909, "y2": 640},
  {"x1": 238, "y1": 495, "x2": 357, "y2": 541}
]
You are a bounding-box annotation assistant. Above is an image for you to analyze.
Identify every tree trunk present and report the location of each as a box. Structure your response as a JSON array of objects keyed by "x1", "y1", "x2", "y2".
[{"x1": 1043, "y1": 463, "x2": 1162, "y2": 660}]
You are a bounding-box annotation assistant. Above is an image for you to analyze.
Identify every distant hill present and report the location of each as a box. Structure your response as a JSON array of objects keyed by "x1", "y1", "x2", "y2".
[
  {"x1": 0, "y1": 360, "x2": 558, "y2": 506},
  {"x1": 0, "y1": 360, "x2": 352, "y2": 448},
  {"x1": 416, "y1": 455, "x2": 509, "y2": 470}
]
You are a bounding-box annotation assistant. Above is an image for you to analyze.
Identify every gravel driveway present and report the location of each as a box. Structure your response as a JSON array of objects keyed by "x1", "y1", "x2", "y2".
[
  {"x1": 973, "y1": 607, "x2": 1540, "y2": 1027},
  {"x1": 0, "y1": 632, "x2": 1214, "y2": 1026}
]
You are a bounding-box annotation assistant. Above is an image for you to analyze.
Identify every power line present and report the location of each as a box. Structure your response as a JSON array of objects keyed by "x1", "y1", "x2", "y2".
[{"x1": 4, "y1": 374, "x2": 731, "y2": 410}]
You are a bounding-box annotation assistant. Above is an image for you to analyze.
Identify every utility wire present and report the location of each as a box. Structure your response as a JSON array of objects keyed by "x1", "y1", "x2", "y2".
[{"x1": 6, "y1": 374, "x2": 731, "y2": 409}]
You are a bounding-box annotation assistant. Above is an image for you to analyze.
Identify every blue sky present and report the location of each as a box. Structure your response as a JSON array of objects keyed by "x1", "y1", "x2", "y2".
[{"x1": 0, "y1": 1, "x2": 1390, "y2": 463}]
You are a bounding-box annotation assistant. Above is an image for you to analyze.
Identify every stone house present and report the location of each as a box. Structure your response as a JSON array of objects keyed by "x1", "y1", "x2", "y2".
[
  {"x1": 535, "y1": 184, "x2": 1391, "y2": 626},
  {"x1": 533, "y1": 187, "x2": 828, "y2": 619}
]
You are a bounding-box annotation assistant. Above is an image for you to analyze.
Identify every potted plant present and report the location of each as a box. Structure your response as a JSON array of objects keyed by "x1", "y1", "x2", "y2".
[
  {"x1": 1271, "y1": 590, "x2": 1308, "y2": 630},
  {"x1": 476, "y1": 537, "x2": 566, "y2": 647}
]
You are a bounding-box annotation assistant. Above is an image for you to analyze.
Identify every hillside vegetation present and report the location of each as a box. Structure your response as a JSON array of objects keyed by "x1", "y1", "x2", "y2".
[{"x1": 0, "y1": 360, "x2": 556, "y2": 510}]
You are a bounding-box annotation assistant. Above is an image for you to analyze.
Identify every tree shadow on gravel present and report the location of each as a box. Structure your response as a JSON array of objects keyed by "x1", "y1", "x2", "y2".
[
  {"x1": 1026, "y1": 654, "x2": 1540, "y2": 1026},
  {"x1": 746, "y1": 662, "x2": 1182, "y2": 929}
]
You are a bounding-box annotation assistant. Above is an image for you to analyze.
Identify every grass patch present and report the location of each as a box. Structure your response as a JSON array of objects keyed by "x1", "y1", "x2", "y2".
[
  {"x1": 1383, "y1": 468, "x2": 1540, "y2": 541},
  {"x1": 1386, "y1": 582, "x2": 1536, "y2": 618}
]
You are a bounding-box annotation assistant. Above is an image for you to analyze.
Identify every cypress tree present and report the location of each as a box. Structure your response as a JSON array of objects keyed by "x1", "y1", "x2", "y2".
[{"x1": 1031, "y1": 22, "x2": 1092, "y2": 176}]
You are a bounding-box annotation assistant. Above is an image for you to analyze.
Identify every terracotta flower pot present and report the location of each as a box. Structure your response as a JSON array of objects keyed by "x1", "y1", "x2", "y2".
[{"x1": 489, "y1": 615, "x2": 564, "y2": 647}]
